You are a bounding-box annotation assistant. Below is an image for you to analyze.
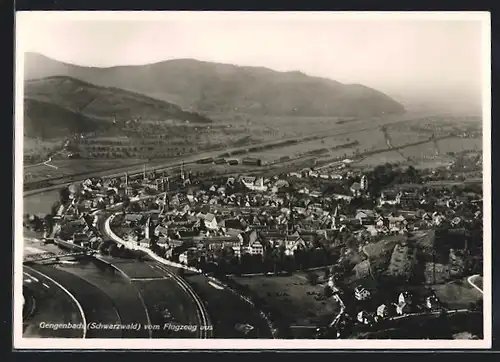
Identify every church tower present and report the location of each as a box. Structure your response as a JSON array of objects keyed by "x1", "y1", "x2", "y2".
[{"x1": 332, "y1": 205, "x2": 341, "y2": 230}]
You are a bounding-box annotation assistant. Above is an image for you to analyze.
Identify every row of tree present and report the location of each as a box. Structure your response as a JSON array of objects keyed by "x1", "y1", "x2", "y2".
[{"x1": 171, "y1": 245, "x2": 342, "y2": 276}]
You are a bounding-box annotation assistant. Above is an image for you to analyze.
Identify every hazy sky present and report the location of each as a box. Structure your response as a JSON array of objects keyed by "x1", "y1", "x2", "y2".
[{"x1": 17, "y1": 12, "x2": 488, "y2": 99}]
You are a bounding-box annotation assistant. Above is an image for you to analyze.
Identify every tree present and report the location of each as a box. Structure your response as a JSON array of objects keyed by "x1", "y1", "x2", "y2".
[
  {"x1": 59, "y1": 187, "x2": 70, "y2": 204},
  {"x1": 43, "y1": 214, "x2": 54, "y2": 233},
  {"x1": 307, "y1": 272, "x2": 319, "y2": 285},
  {"x1": 324, "y1": 267, "x2": 331, "y2": 280},
  {"x1": 108, "y1": 243, "x2": 119, "y2": 257},
  {"x1": 50, "y1": 201, "x2": 61, "y2": 216},
  {"x1": 99, "y1": 240, "x2": 112, "y2": 255}
]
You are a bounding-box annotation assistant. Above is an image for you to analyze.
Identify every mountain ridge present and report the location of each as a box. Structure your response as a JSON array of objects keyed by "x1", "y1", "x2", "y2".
[{"x1": 24, "y1": 52, "x2": 406, "y2": 118}]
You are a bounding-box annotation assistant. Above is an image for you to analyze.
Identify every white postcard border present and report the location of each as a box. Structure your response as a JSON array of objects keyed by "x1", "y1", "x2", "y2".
[{"x1": 13, "y1": 11, "x2": 492, "y2": 350}]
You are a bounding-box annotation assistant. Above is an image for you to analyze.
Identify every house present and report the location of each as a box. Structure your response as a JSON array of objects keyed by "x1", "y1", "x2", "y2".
[
  {"x1": 365, "y1": 225, "x2": 379, "y2": 237},
  {"x1": 332, "y1": 194, "x2": 353, "y2": 202},
  {"x1": 179, "y1": 247, "x2": 199, "y2": 266},
  {"x1": 249, "y1": 240, "x2": 264, "y2": 255},
  {"x1": 163, "y1": 246, "x2": 173, "y2": 259},
  {"x1": 426, "y1": 294, "x2": 440, "y2": 310},
  {"x1": 354, "y1": 286, "x2": 371, "y2": 301},
  {"x1": 241, "y1": 176, "x2": 267, "y2": 192},
  {"x1": 350, "y1": 182, "x2": 362, "y2": 197},
  {"x1": 310, "y1": 191, "x2": 322, "y2": 199},
  {"x1": 221, "y1": 218, "x2": 245, "y2": 232},
  {"x1": 399, "y1": 191, "x2": 420, "y2": 204},
  {"x1": 379, "y1": 190, "x2": 401, "y2": 206},
  {"x1": 124, "y1": 213, "x2": 143, "y2": 226},
  {"x1": 432, "y1": 213, "x2": 445, "y2": 226},
  {"x1": 72, "y1": 233, "x2": 90, "y2": 246},
  {"x1": 138, "y1": 240, "x2": 150, "y2": 248},
  {"x1": 376, "y1": 304, "x2": 389, "y2": 319},
  {"x1": 226, "y1": 177, "x2": 235, "y2": 187},
  {"x1": 388, "y1": 215, "x2": 406, "y2": 231},
  {"x1": 357, "y1": 311, "x2": 370, "y2": 325},
  {"x1": 284, "y1": 236, "x2": 307, "y2": 256},
  {"x1": 395, "y1": 301, "x2": 412, "y2": 315},
  {"x1": 154, "y1": 224, "x2": 169, "y2": 238},
  {"x1": 421, "y1": 212, "x2": 432, "y2": 222},
  {"x1": 355, "y1": 209, "x2": 376, "y2": 225},
  {"x1": 204, "y1": 213, "x2": 218, "y2": 230},
  {"x1": 238, "y1": 229, "x2": 259, "y2": 246},
  {"x1": 375, "y1": 215, "x2": 389, "y2": 228},
  {"x1": 398, "y1": 291, "x2": 412, "y2": 306}
]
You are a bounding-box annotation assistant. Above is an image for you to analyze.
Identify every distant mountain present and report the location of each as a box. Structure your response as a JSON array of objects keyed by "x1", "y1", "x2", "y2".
[
  {"x1": 24, "y1": 52, "x2": 405, "y2": 118},
  {"x1": 389, "y1": 91, "x2": 483, "y2": 117},
  {"x1": 24, "y1": 75, "x2": 212, "y2": 139}
]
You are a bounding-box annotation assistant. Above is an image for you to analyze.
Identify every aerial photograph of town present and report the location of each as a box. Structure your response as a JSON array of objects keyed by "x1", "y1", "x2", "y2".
[{"x1": 16, "y1": 12, "x2": 489, "y2": 347}]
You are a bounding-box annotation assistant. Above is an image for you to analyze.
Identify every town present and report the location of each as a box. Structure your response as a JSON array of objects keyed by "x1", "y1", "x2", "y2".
[{"x1": 23, "y1": 150, "x2": 484, "y2": 339}]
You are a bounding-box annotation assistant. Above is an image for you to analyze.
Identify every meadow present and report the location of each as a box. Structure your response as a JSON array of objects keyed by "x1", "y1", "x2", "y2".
[
  {"x1": 229, "y1": 274, "x2": 339, "y2": 328},
  {"x1": 437, "y1": 137, "x2": 482, "y2": 155},
  {"x1": 354, "y1": 150, "x2": 407, "y2": 167},
  {"x1": 399, "y1": 141, "x2": 438, "y2": 160}
]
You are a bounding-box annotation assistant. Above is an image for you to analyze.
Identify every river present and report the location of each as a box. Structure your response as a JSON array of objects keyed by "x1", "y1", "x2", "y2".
[{"x1": 23, "y1": 189, "x2": 60, "y2": 216}]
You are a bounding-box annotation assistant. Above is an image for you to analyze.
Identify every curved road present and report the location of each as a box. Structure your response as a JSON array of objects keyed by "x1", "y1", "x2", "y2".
[
  {"x1": 100, "y1": 212, "x2": 213, "y2": 338},
  {"x1": 467, "y1": 275, "x2": 483, "y2": 294},
  {"x1": 23, "y1": 265, "x2": 86, "y2": 338}
]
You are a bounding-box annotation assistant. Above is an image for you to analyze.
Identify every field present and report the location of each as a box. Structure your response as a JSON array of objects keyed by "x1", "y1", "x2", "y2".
[
  {"x1": 431, "y1": 279, "x2": 483, "y2": 310},
  {"x1": 361, "y1": 236, "x2": 406, "y2": 279},
  {"x1": 349, "y1": 128, "x2": 388, "y2": 152},
  {"x1": 23, "y1": 138, "x2": 63, "y2": 160},
  {"x1": 413, "y1": 158, "x2": 455, "y2": 170},
  {"x1": 248, "y1": 136, "x2": 355, "y2": 163},
  {"x1": 363, "y1": 235, "x2": 404, "y2": 259},
  {"x1": 437, "y1": 137, "x2": 482, "y2": 154},
  {"x1": 355, "y1": 150, "x2": 407, "y2": 167},
  {"x1": 229, "y1": 274, "x2": 339, "y2": 328},
  {"x1": 413, "y1": 230, "x2": 436, "y2": 249},
  {"x1": 399, "y1": 141, "x2": 438, "y2": 160},
  {"x1": 386, "y1": 243, "x2": 416, "y2": 279},
  {"x1": 385, "y1": 122, "x2": 433, "y2": 148}
]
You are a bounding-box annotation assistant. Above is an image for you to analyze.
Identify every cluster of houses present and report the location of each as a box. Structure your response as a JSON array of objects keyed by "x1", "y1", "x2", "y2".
[
  {"x1": 327, "y1": 281, "x2": 443, "y2": 330},
  {"x1": 352, "y1": 288, "x2": 442, "y2": 326},
  {"x1": 44, "y1": 158, "x2": 482, "y2": 277}
]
